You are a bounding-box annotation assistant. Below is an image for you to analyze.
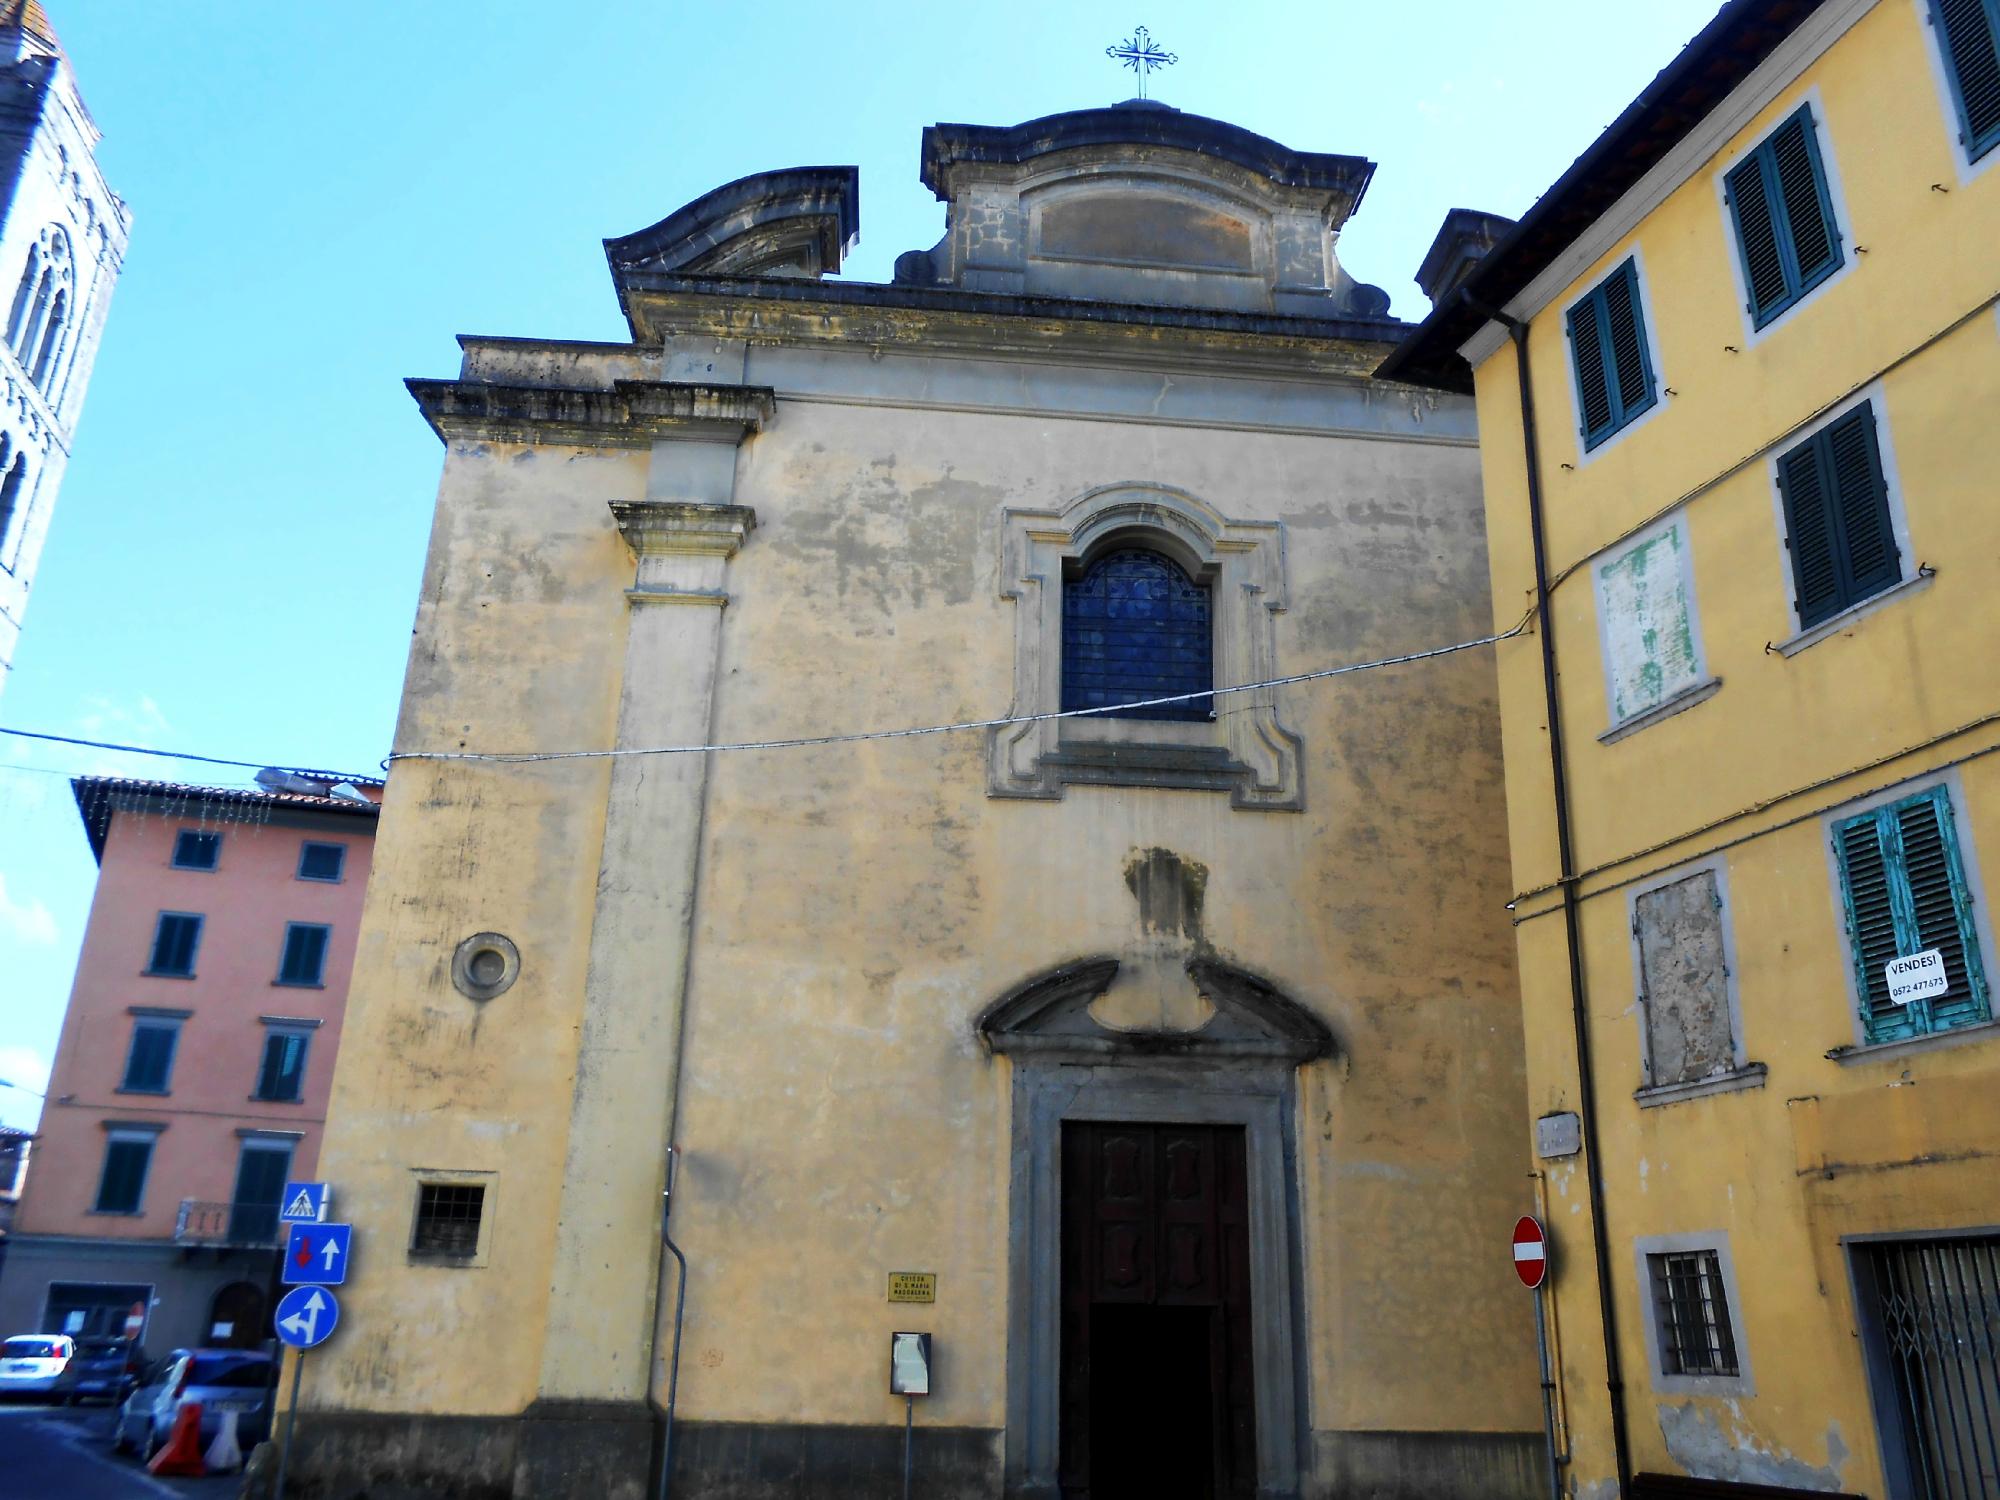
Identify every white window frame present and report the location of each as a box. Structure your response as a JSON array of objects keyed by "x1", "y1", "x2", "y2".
[
  {"x1": 1765, "y1": 381, "x2": 1926, "y2": 655},
  {"x1": 1564, "y1": 244, "x2": 1672, "y2": 468},
  {"x1": 1711, "y1": 84, "x2": 1859, "y2": 348},
  {"x1": 1591, "y1": 509, "x2": 1719, "y2": 742},
  {"x1": 1912, "y1": 0, "x2": 2000, "y2": 184},
  {"x1": 1635, "y1": 1231, "x2": 1756, "y2": 1397}
]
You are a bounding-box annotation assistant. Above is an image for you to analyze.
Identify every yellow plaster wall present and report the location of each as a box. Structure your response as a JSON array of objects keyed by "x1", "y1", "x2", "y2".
[{"x1": 1472, "y1": 2, "x2": 2000, "y2": 1492}]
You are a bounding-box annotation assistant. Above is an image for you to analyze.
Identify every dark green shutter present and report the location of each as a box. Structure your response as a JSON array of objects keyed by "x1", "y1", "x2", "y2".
[
  {"x1": 121, "y1": 1022, "x2": 179, "y2": 1092},
  {"x1": 1566, "y1": 258, "x2": 1657, "y2": 450},
  {"x1": 1725, "y1": 153, "x2": 1790, "y2": 318},
  {"x1": 94, "y1": 1138, "x2": 153, "y2": 1214},
  {"x1": 1835, "y1": 788, "x2": 1991, "y2": 1044},
  {"x1": 1777, "y1": 402, "x2": 1900, "y2": 628},
  {"x1": 1726, "y1": 104, "x2": 1845, "y2": 327},
  {"x1": 1932, "y1": 0, "x2": 2000, "y2": 159},
  {"x1": 227, "y1": 1145, "x2": 292, "y2": 1244},
  {"x1": 1567, "y1": 293, "x2": 1613, "y2": 437}
]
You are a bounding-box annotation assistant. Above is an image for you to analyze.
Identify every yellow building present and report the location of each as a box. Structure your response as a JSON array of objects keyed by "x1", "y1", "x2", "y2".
[
  {"x1": 291, "y1": 104, "x2": 1547, "y2": 1499},
  {"x1": 1383, "y1": 1, "x2": 2000, "y2": 1496}
]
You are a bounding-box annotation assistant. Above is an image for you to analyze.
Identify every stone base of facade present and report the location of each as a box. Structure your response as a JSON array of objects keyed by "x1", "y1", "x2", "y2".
[
  {"x1": 0, "y1": 1233, "x2": 277, "y2": 1351},
  {"x1": 1312, "y1": 1429, "x2": 1546, "y2": 1500},
  {"x1": 285, "y1": 1409, "x2": 1003, "y2": 1500},
  {"x1": 282, "y1": 1412, "x2": 1542, "y2": 1500}
]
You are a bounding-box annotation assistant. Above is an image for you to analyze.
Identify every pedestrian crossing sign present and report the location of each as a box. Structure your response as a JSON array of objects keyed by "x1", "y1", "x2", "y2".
[{"x1": 279, "y1": 1181, "x2": 330, "y2": 1224}]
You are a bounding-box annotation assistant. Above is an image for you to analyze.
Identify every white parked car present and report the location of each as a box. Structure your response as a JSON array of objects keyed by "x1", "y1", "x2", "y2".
[{"x1": 0, "y1": 1334, "x2": 74, "y2": 1399}]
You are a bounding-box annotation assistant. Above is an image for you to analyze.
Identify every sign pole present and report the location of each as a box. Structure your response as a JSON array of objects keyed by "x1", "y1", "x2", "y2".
[
  {"x1": 1533, "y1": 1287, "x2": 1561, "y2": 1500},
  {"x1": 274, "y1": 1346, "x2": 306, "y2": 1499},
  {"x1": 902, "y1": 1392, "x2": 914, "y2": 1500}
]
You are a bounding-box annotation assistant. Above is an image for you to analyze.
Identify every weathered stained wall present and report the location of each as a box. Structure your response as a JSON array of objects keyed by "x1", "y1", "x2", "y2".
[{"x1": 304, "y1": 289, "x2": 1536, "y2": 1496}]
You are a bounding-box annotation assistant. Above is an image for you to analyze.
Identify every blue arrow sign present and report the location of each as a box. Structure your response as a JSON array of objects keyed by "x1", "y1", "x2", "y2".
[
  {"x1": 278, "y1": 1182, "x2": 329, "y2": 1224},
  {"x1": 274, "y1": 1285, "x2": 339, "y2": 1348},
  {"x1": 282, "y1": 1221, "x2": 353, "y2": 1286}
]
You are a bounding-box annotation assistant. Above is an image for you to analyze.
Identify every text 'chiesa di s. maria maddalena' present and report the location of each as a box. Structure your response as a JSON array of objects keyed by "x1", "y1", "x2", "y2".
[{"x1": 294, "y1": 97, "x2": 1544, "y2": 1500}]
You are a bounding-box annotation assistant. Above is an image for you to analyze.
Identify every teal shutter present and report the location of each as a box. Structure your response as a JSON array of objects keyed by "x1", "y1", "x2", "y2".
[
  {"x1": 1931, "y1": 0, "x2": 2000, "y2": 159},
  {"x1": 1566, "y1": 258, "x2": 1657, "y2": 450},
  {"x1": 1837, "y1": 814, "x2": 1912, "y2": 1042},
  {"x1": 94, "y1": 1138, "x2": 153, "y2": 1214},
  {"x1": 1835, "y1": 788, "x2": 1991, "y2": 1043},
  {"x1": 1776, "y1": 402, "x2": 1900, "y2": 628},
  {"x1": 1894, "y1": 791, "x2": 1991, "y2": 1030},
  {"x1": 1725, "y1": 104, "x2": 1845, "y2": 327}
]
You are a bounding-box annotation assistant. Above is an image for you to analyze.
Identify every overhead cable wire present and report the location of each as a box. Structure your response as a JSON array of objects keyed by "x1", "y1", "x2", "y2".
[
  {"x1": 0, "y1": 611, "x2": 1535, "y2": 778},
  {"x1": 383, "y1": 609, "x2": 1537, "y2": 768},
  {"x1": 0, "y1": 726, "x2": 375, "y2": 782}
]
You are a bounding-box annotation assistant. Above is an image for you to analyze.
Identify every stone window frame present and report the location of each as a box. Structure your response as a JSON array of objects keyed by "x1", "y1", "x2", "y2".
[
  {"x1": 987, "y1": 482, "x2": 1304, "y2": 810},
  {"x1": 1633, "y1": 1231, "x2": 1756, "y2": 1397},
  {"x1": 405, "y1": 1167, "x2": 497, "y2": 1269},
  {"x1": 1590, "y1": 508, "x2": 1722, "y2": 745},
  {"x1": 1625, "y1": 855, "x2": 1766, "y2": 1107}
]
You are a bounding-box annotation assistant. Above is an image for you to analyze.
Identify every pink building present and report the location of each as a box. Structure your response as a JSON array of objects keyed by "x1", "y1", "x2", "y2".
[{"x1": 0, "y1": 771, "x2": 378, "y2": 1351}]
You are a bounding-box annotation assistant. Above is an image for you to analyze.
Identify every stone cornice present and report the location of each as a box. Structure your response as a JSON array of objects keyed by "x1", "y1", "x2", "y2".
[
  {"x1": 617, "y1": 278, "x2": 1402, "y2": 380},
  {"x1": 406, "y1": 378, "x2": 775, "y2": 449},
  {"x1": 609, "y1": 500, "x2": 756, "y2": 559}
]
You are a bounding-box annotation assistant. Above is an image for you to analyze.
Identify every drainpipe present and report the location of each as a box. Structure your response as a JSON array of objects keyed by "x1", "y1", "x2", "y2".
[
  {"x1": 651, "y1": 1149, "x2": 689, "y2": 1500},
  {"x1": 1464, "y1": 291, "x2": 1633, "y2": 1499}
]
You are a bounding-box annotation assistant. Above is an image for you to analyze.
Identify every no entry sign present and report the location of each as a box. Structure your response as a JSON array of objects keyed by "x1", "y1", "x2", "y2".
[{"x1": 1512, "y1": 1215, "x2": 1548, "y2": 1289}]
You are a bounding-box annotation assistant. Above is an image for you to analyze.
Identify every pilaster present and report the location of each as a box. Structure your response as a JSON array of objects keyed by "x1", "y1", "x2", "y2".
[{"x1": 533, "y1": 479, "x2": 754, "y2": 1428}]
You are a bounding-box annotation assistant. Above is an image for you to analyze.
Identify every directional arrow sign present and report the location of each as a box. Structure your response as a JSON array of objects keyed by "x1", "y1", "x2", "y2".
[
  {"x1": 274, "y1": 1286, "x2": 340, "y2": 1349},
  {"x1": 282, "y1": 1221, "x2": 353, "y2": 1286},
  {"x1": 279, "y1": 1182, "x2": 330, "y2": 1224}
]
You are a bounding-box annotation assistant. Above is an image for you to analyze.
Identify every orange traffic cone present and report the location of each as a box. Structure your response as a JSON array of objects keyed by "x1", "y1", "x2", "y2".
[{"x1": 147, "y1": 1399, "x2": 208, "y2": 1477}]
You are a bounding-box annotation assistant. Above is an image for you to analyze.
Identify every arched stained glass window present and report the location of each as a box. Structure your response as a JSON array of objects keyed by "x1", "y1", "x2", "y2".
[{"x1": 1061, "y1": 548, "x2": 1213, "y2": 720}]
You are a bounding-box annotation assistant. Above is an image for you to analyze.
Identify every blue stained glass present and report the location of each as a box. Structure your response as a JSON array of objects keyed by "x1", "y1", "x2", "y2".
[{"x1": 1061, "y1": 549, "x2": 1213, "y2": 721}]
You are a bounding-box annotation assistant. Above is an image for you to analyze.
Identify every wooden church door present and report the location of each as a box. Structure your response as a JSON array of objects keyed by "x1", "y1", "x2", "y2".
[{"x1": 1058, "y1": 1122, "x2": 1256, "y2": 1500}]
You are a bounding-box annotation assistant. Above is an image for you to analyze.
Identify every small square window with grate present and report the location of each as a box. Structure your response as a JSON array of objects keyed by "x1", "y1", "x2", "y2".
[
  {"x1": 1648, "y1": 1248, "x2": 1739, "y2": 1377},
  {"x1": 411, "y1": 1182, "x2": 484, "y2": 1258}
]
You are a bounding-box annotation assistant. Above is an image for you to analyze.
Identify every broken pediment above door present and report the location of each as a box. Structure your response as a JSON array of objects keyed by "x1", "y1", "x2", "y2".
[{"x1": 978, "y1": 954, "x2": 1335, "y2": 1064}]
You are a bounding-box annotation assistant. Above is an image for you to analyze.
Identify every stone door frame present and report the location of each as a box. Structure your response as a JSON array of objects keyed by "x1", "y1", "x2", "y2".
[{"x1": 980, "y1": 956, "x2": 1332, "y2": 1500}]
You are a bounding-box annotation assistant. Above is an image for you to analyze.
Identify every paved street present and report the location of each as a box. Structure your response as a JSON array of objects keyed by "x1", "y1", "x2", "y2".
[{"x1": 0, "y1": 1402, "x2": 244, "y2": 1500}]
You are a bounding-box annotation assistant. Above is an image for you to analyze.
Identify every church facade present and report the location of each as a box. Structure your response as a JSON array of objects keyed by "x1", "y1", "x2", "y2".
[{"x1": 300, "y1": 103, "x2": 1541, "y2": 1500}]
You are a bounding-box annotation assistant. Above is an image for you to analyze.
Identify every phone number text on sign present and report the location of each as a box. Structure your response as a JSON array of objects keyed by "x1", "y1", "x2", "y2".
[{"x1": 1885, "y1": 948, "x2": 1950, "y2": 1006}]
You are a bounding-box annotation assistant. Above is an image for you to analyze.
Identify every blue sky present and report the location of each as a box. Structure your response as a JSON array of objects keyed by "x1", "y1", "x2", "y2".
[{"x1": 0, "y1": 0, "x2": 1726, "y2": 1130}]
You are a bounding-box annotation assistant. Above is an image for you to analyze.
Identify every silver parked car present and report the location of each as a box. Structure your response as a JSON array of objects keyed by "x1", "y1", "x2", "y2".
[
  {"x1": 0, "y1": 1334, "x2": 73, "y2": 1399},
  {"x1": 113, "y1": 1348, "x2": 275, "y2": 1458}
]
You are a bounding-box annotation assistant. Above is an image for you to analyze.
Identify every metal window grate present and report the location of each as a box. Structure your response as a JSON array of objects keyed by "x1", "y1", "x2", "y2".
[
  {"x1": 1855, "y1": 1235, "x2": 2000, "y2": 1500},
  {"x1": 1649, "y1": 1249, "x2": 1740, "y2": 1377},
  {"x1": 412, "y1": 1183, "x2": 484, "y2": 1257}
]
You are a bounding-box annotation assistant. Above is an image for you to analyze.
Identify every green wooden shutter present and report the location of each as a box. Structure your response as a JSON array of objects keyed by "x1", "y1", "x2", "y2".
[
  {"x1": 1893, "y1": 790, "x2": 1992, "y2": 1030},
  {"x1": 1777, "y1": 433, "x2": 1845, "y2": 626},
  {"x1": 94, "y1": 1138, "x2": 153, "y2": 1214},
  {"x1": 1837, "y1": 814, "x2": 1913, "y2": 1042},
  {"x1": 1767, "y1": 111, "x2": 1841, "y2": 291},
  {"x1": 1836, "y1": 788, "x2": 1992, "y2": 1044},
  {"x1": 1778, "y1": 402, "x2": 1900, "y2": 628},
  {"x1": 1567, "y1": 290, "x2": 1613, "y2": 439},
  {"x1": 1602, "y1": 263, "x2": 1655, "y2": 416},
  {"x1": 1823, "y1": 404, "x2": 1901, "y2": 600},
  {"x1": 1931, "y1": 0, "x2": 2000, "y2": 159},
  {"x1": 1725, "y1": 152, "x2": 1790, "y2": 319}
]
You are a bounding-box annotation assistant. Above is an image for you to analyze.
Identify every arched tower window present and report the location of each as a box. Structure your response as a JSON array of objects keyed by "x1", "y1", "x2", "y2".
[
  {"x1": 8, "y1": 225, "x2": 71, "y2": 391},
  {"x1": 0, "y1": 433, "x2": 23, "y2": 566},
  {"x1": 1061, "y1": 548, "x2": 1213, "y2": 720}
]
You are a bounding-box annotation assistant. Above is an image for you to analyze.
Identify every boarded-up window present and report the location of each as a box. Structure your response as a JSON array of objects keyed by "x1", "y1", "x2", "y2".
[
  {"x1": 1597, "y1": 521, "x2": 1701, "y2": 726},
  {"x1": 1635, "y1": 869, "x2": 1736, "y2": 1086}
]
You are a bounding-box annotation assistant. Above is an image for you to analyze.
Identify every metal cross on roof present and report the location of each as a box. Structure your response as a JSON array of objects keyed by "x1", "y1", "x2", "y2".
[{"x1": 1106, "y1": 26, "x2": 1177, "y2": 100}]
